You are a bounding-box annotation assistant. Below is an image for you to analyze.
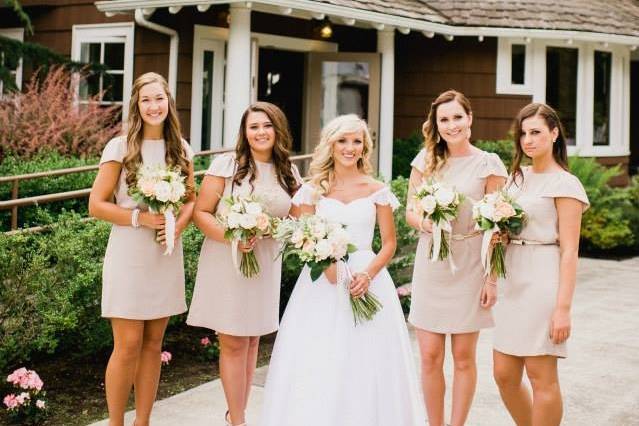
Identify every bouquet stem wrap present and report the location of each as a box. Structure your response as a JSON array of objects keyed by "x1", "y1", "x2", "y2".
[
  {"x1": 480, "y1": 224, "x2": 500, "y2": 275},
  {"x1": 163, "y1": 208, "x2": 176, "y2": 256},
  {"x1": 430, "y1": 220, "x2": 458, "y2": 273},
  {"x1": 231, "y1": 239, "x2": 260, "y2": 278},
  {"x1": 339, "y1": 261, "x2": 383, "y2": 326}
]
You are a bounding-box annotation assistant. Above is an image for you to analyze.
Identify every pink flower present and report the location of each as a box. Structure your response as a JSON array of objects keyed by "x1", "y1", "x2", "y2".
[
  {"x1": 255, "y1": 213, "x2": 270, "y2": 232},
  {"x1": 15, "y1": 392, "x2": 30, "y2": 405},
  {"x1": 200, "y1": 337, "x2": 211, "y2": 347},
  {"x1": 397, "y1": 286, "x2": 411, "y2": 297},
  {"x1": 6, "y1": 367, "x2": 27, "y2": 386},
  {"x1": 3, "y1": 394, "x2": 18, "y2": 410},
  {"x1": 160, "y1": 351, "x2": 172, "y2": 365},
  {"x1": 36, "y1": 400, "x2": 46, "y2": 409},
  {"x1": 7, "y1": 368, "x2": 44, "y2": 391},
  {"x1": 493, "y1": 201, "x2": 516, "y2": 222}
]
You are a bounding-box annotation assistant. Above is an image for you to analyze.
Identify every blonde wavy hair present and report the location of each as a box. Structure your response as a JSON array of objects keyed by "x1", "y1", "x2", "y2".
[
  {"x1": 122, "y1": 72, "x2": 193, "y2": 197},
  {"x1": 308, "y1": 114, "x2": 374, "y2": 195},
  {"x1": 421, "y1": 89, "x2": 473, "y2": 177}
]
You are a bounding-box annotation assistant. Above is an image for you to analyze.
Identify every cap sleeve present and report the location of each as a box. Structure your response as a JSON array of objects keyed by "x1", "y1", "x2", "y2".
[
  {"x1": 541, "y1": 172, "x2": 590, "y2": 212},
  {"x1": 205, "y1": 153, "x2": 236, "y2": 178},
  {"x1": 478, "y1": 152, "x2": 508, "y2": 179},
  {"x1": 371, "y1": 186, "x2": 401, "y2": 211},
  {"x1": 291, "y1": 183, "x2": 318, "y2": 206},
  {"x1": 181, "y1": 139, "x2": 195, "y2": 161},
  {"x1": 291, "y1": 163, "x2": 304, "y2": 185},
  {"x1": 99, "y1": 136, "x2": 126, "y2": 164},
  {"x1": 410, "y1": 148, "x2": 427, "y2": 173}
]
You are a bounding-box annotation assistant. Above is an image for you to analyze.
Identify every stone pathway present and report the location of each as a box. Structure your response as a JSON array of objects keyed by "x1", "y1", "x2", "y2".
[{"x1": 89, "y1": 257, "x2": 639, "y2": 425}]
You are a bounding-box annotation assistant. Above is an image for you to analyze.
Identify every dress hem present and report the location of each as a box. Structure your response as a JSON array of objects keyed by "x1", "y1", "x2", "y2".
[
  {"x1": 408, "y1": 319, "x2": 494, "y2": 335},
  {"x1": 186, "y1": 319, "x2": 278, "y2": 337},
  {"x1": 493, "y1": 346, "x2": 566, "y2": 359},
  {"x1": 102, "y1": 307, "x2": 187, "y2": 320}
]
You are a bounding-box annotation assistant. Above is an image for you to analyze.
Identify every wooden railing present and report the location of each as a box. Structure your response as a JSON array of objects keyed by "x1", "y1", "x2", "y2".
[{"x1": 1, "y1": 149, "x2": 313, "y2": 231}]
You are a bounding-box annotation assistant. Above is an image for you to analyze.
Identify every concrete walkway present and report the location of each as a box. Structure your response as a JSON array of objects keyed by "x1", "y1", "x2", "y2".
[{"x1": 90, "y1": 257, "x2": 639, "y2": 426}]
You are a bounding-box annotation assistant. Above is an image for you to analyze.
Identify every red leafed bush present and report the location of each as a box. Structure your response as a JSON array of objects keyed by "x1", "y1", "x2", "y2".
[{"x1": 0, "y1": 66, "x2": 121, "y2": 161}]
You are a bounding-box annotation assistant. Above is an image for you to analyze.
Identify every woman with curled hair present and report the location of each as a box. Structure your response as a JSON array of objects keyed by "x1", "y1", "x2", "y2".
[
  {"x1": 260, "y1": 114, "x2": 424, "y2": 426},
  {"x1": 492, "y1": 103, "x2": 588, "y2": 426},
  {"x1": 89, "y1": 72, "x2": 196, "y2": 426},
  {"x1": 187, "y1": 101, "x2": 301, "y2": 426},
  {"x1": 406, "y1": 89, "x2": 507, "y2": 426}
]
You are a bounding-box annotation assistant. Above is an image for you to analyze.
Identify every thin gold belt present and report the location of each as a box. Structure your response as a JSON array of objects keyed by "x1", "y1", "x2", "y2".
[
  {"x1": 450, "y1": 230, "x2": 481, "y2": 241},
  {"x1": 510, "y1": 239, "x2": 558, "y2": 246}
]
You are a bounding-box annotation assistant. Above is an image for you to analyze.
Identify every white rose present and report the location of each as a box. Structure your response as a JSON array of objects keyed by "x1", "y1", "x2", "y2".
[
  {"x1": 291, "y1": 229, "x2": 304, "y2": 245},
  {"x1": 245, "y1": 202, "x2": 262, "y2": 215},
  {"x1": 302, "y1": 239, "x2": 316, "y2": 253},
  {"x1": 434, "y1": 188, "x2": 455, "y2": 206},
  {"x1": 420, "y1": 195, "x2": 437, "y2": 214},
  {"x1": 314, "y1": 239, "x2": 332, "y2": 260},
  {"x1": 227, "y1": 212, "x2": 242, "y2": 229},
  {"x1": 154, "y1": 181, "x2": 172, "y2": 202},
  {"x1": 479, "y1": 203, "x2": 495, "y2": 221},
  {"x1": 231, "y1": 202, "x2": 242, "y2": 213},
  {"x1": 239, "y1": 214, "x2": 257, "y2": 229}
]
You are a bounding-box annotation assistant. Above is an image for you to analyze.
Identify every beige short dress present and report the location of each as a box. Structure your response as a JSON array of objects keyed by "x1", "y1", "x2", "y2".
[
  {"x1": 494, "y1": 168, "x2": 589, "y2": 358},
  {"x1": 408, "y1": 148, "x2": 508, "y2": 334},
  {"x1": 187, "y1": 154, "x2": 301, "y2": 336},
  {"x1": 100, "y1": 136, "x2": 194, "y2": 320}
]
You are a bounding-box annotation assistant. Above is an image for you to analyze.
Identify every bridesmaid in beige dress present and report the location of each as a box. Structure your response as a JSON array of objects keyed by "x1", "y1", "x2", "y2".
[
  {"x1": 187, "y1": 102, "x2": 301, "y2": 426},
  {"x1": 89, "y1": 72, "x2": 195, "y2": 426},
  {"x1": 406, "y1": 90, "x2": 507, "y2": 426},
  {"x1": 493, "y1": 103, "x2": 589, "y2": 426}
]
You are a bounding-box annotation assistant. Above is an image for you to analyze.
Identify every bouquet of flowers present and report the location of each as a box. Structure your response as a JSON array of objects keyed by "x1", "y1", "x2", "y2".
[
  {"x1": 411, "y1": 178, "x2": 464, "y2": 267},
  {"x1": 217, "y1": 194, "x2": 272, "y2": 278},
  {"x1": 3, "y1": 368, "x2": 47, "y2": 425},
  {"x1": 273, "y1": 214, "x2": 382, "y2": 325},
  {"x1": 129, "y1": 164, "x2": 187, "y2": 255},
  {"x1": 472, "y1": 191, "x2": 526, "y2": 278}
]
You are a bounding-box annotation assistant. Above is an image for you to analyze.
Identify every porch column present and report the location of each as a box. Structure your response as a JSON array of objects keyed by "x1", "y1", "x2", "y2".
[
  {"x1": 223, "y1": 4, "x2": 252, "y2": 148},
  {"x1": 378, "y1": 28, "x2": 395, "y2": 180}
]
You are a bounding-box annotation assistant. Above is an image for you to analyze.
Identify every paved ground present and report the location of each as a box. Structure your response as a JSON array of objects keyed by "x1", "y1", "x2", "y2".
[{"x1": 90, "y1": 257, "x2": 639, "y2": 426}]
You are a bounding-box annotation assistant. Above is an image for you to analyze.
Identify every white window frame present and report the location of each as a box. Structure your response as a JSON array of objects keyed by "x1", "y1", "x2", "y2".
[
  {"x1": 71, "y1": 23, "x2": 134, "y2": 120},
  {"x1": 0, "y1": 27, "x2": 25, "y2": 96},
  {"x1": 496, "y1": 37, "x2": 533, "y2": 95}
]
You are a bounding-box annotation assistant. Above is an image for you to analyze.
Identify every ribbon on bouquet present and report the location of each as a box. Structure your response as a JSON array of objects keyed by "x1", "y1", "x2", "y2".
[
  {"x1": 431, "y1": 220, "x2": 458, "y2": 273},
  {"x1": 231, "y1": 239, "x2": 242, "y2": 276},
  {"x1": 162, "y1": 208, "x2": 176, "y2": 256},
  {"x1": 480, "y1": 224, "x2": 500, "y2": 275}
]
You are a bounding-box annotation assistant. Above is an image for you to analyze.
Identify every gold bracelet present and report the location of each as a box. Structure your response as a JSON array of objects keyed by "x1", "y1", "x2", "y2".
[{"x1": 360, "y1": 271, "x2": 372, "y2": 283}]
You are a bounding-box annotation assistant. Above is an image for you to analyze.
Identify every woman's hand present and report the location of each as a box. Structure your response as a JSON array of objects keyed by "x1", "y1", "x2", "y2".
[
  {"x1": 323, "y1": 263, "x2": 337, "y2": 284},
  {"x1": 350, "y1": 272, "x2": 371, "y2": 298},
  {"x1": 238, "y1": 236, "x2": 257, "y2": 253},
  {"x1": 140, "y1": 212, "x2": 165, "y2": 230},
  {"x1": 480, "y1": 280, "x2": 497, "y2": 308},
  {"x1": 550, "y1": 307, "x2": 571, "y2": 344},
  {"x1": 155, "y1": 222, "x2": 187, "y2": 245}
]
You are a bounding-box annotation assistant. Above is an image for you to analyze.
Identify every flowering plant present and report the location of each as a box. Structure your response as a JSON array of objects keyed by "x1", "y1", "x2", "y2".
[
  {"x1": 3, "y1": 368, "x2": 47, "y2": 425},
  {"x1": 472, "y1": 191, "x2": 526, "y2": 277},
  {"x1": 217, "y1": 194, "x2": 272, "y2": 278},
  {"x1": 199, "y1": 336, "x2": 221, "y2": 361},
  {"x1": 273, "y1": 215, "x2": 382, "y2": 325},
  {"x1": 129, "y1": 164, "x2": 188, "y2": 255},
  {"x1": 411, "y1": 178, "x2": 464, "y2": 265},
  {"x1": 160, "y1": 351, "x2": 172, "y2": 366}
]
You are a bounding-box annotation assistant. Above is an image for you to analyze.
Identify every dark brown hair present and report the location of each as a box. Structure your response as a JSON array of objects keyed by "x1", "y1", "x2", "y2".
[
  {"x1": 233, "y1": 102, "x2": 299, "y2": 196},
  {"x1": 511, "y1": 102, "x2": 569, "y2": 184},
  {"x1": 421, "y1": 89, "x2": 473, "y2": 176},
  {"x1": 123, "y1": 72, "x2": 193, "y2": 197}
]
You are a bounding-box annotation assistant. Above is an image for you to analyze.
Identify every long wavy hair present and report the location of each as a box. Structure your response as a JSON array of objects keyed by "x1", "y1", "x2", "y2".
[
  {"x1": 123, "y1": 72, "x2": 192, "y2": 196},
  {"x1": 233, "y1": 102, "x2": 299, "y2": 196},
  {"x1": 421, "y1": 89, "x2": 473, "y2": 176},
  {"x1": 511, "y1": 102, "x2": 569, "y2": 185},
  {"x1": 308, "y1": 114, "x2": 374, "y2": 195}
]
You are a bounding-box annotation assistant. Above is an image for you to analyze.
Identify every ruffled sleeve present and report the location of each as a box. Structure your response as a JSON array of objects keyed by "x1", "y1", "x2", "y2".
[
  {"x1": 205, "y1": 153, "x2": 236, "y2": 178},
  {"x1": 181, "y1": 139, "x2": 195, "y2": 161},
  {"x1": 291, "y1": 183, "x2": 318, "y2": 206},
  {"x1": 478, "y1": 152, "x2": 508, "y2": 179},
  {"x1": 99, "y1": 136, "x2": 126, "y2": 164},
  {"x1": 541, "y1": 171, "x2": 590, "y2": 212},
  {"x1": 291, "y1": 163, "x2": 304, "y2": 185},
  {"x1": 410, "y1": 148, "x2": 427, "y2": 173},
  {"x1": 371, "y1": 186, "x2": 401, "y2": 211}
]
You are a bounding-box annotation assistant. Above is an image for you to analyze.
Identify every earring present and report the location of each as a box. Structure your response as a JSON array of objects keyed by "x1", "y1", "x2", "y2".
[
  {"x1": 436, "y1": 134, "x2": 441, "y2": 144},
  {"x1": 553, "y1": 138, "x2": 557, "y2": 143}
]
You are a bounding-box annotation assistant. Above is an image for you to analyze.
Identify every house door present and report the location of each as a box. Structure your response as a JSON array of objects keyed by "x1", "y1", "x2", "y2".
[
  {"x1": 190, "y1": 35, "x2": 225, "y2": 151},
  {"x1": 305, "y1": 52, "x2": 381, "y2": 169}
]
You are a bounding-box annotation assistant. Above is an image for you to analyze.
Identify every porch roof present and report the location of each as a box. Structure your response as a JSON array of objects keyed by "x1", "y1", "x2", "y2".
[{"x1": 95, "y1": 0, "x2": 639, "y2": 46}]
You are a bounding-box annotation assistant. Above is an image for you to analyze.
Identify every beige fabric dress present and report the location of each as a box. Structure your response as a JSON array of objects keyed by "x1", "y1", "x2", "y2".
[
  {"x1": 494, "y1": 168, "x2": 589, "y2": 357},
  {"x1": 100, "y1": 135, "x2": 194, "y2": 319},
  {"x1": 408, "y1": 148, "x2": 508, "y2": 334},
  {"x1": 187, "y1": 154, "x2": 301, "y2": 336}
]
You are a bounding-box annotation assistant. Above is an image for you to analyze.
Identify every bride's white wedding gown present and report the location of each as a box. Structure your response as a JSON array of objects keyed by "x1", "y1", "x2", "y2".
[{"x1": 260, "y1": 184, "x2": 425, "y2": 426}]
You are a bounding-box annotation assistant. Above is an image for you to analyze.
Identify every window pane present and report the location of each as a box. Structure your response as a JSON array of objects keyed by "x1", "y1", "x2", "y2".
[
  {"x1": 80, "y1": 42, "x2": 101, "y2": 64},
  {"x1": 79, "y1": 73, "x2": 100, "y2": 100},
  {"x1": 201, "y1": 50, "x2": 214, "y2": 151},
  {"x1": 104, "y1": 43, "x2": 125, "y2": 70},
  {"x1": 321, "y1": 61, "x2": 370, "y2": 128},
  {"x1": 593, "y1": 51, "x2": 611, "y2": 146},
  {"x1": 546, "y1": 47, "x2": 578, "y2": 145},
  {"x1": 511, "y1": 44, "x2": 526, "y2": 85},
  {"x1": 103, "y1": 73, "x2": 123, "y2": 102}
]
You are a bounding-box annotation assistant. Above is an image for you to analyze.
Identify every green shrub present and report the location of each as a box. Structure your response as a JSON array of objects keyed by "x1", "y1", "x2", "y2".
[
  {"x1": 474, "y1": 139, "x2": 516, "y2": 170},
  {"x1": 392, "y1": 132, "x2": 422, "y2": 179}
]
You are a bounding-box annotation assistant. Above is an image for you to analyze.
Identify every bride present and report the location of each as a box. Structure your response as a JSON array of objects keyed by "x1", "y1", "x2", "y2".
[{"x1": 260, "y1": 114, "x2": 425, "y2": 425}]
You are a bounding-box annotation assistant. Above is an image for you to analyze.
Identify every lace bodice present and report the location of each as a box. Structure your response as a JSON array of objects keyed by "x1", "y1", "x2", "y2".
[{"x1": 292, "y1": 184, "x2": 400, "y2": 251}]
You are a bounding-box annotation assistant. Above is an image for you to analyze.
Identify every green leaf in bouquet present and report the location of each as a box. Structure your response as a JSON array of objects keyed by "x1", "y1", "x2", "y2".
[{"x1": 309, "y1": 259, "x2": 331, "y2": 281}]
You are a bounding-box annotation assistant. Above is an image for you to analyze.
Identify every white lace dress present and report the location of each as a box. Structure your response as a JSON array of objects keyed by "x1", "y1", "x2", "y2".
[{"x1": 260, "y1": 184, "x2": 425, "y2": 426}]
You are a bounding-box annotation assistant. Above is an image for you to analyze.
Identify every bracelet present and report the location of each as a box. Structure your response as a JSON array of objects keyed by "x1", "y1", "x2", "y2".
[
  {"x1": 359, "y1": 271, "x2": 372, "y2": 283},
  {"x1": 131, "y1": 208, "x2": 141, "y2": 228}
]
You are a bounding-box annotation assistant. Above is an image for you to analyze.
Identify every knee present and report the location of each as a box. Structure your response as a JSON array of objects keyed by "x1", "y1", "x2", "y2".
[
  {"x1": 220, "y1": 338, "x2": 249, "y2": 358},
  {"x1": 140, "y1": 334, "x2": 164, "y2": 354},
  {"x1": 493, "y1": 366, "x2": 520, "y2": 390},
  {"x1": 420, "y1": 350, "x2": 444, "y2": 373},
  {"x1": 452, "y1": 348, "x2": 476, "y2": 372},
  {"x1": 528, "y1": 376, "x2": 561, "y2": 400},
  {"x1": 113, "y1": 335, "x2": 143, "y2": 362}
]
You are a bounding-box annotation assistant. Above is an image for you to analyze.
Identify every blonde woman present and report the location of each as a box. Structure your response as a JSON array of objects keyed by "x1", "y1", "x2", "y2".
[
  {"x1": 406, "y1": 90, "x2": 507, "y2": 426},
  {"x1": 89, "y1": 72, "x2": 195, "y2": 426},
  {"x1": 260, "y1": 114, "x2": 424, "y2": 426}
]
